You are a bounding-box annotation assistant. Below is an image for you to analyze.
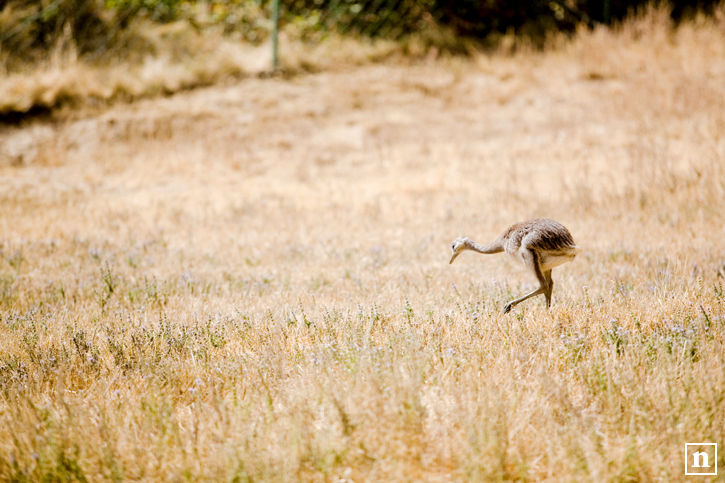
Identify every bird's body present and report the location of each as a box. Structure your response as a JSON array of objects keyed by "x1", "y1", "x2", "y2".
[
  {"x1": 500, "y1": 219, "x2": 579, "y2": 270},
  {"x1": 449, "y1": 218, "x2": 579, "y2": 313}
]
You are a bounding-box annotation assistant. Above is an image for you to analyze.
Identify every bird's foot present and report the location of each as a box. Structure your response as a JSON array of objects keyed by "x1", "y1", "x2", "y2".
[{"x1": 503, "y1": 302, "x2": 513, "y2": 314}]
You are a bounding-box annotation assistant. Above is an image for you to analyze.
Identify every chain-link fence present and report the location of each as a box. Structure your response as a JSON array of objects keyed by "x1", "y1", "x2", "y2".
[
  {"x1": 282, "y1": 0, "x2": 435, "y2": 39},
  {"x1": 269, "y1": 0, "x2": 438, "y2": 67}
]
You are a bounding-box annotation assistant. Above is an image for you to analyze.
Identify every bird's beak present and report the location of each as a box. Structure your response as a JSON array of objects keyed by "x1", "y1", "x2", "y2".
[{"x1": 449, "y1": 252, "x2": 459, "y2": 264}]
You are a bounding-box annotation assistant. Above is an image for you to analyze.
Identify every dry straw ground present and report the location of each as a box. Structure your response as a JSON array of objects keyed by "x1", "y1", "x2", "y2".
[{"x1": 1, "y1": 6, "x2": 725, "y2": 482}]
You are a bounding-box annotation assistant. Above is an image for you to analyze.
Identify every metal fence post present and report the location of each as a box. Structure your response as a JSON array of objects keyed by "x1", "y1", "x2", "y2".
[{"x1": 271, "y1": 0, "x2": 279, "y2": 70}]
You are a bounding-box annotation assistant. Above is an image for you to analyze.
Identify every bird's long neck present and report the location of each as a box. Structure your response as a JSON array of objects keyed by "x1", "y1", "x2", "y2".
[{"x1": 467, "y1": 239, "x2": 504, "y2": 255}]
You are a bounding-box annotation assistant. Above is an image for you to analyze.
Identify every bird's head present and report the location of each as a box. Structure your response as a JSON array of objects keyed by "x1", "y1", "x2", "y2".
[{"x1": 449, "y1": 237, "x2": 471, "y2": 264}]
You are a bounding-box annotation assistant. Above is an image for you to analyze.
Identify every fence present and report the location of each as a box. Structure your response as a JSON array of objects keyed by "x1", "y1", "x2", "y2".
[
  {"x1": 0, "y1": 0, "x2": 434, "y2": 69},
  {"x1": 266, "y1": 0, "x2": 646, "y2": 70},
  {"x1": 1, "y1": 0, "x2": 711, "y2": 72},
  {"x1": 270, "y1": 0, "x2": 435, "y2": 68}
]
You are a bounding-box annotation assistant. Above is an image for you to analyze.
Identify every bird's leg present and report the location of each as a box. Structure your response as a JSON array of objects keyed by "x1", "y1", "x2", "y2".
[
  {"x1": 503, "y1": 286, "x2": 546, "y2": 313},
  {"x1": 503, "y1": 249, "x2": 549, "y2": 313},
  {"x1": 544, "y1": 270, "x2": 553, "y2": 308}
]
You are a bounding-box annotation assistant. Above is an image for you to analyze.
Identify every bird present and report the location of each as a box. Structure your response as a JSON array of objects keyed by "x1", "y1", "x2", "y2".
[{"x1": 449, "y1": 218, "x2": 580, "y2": 313}]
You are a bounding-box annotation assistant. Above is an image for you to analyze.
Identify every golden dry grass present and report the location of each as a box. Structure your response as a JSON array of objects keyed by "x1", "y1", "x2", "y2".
[
  {"x1": 0, "y1": 20, "x2": 402, "y2": 117},
  {"x1": 1, "y1": 6, "x2": 725, "y2": 482}
]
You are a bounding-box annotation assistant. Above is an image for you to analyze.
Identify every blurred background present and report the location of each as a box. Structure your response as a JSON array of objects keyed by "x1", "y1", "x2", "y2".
[{"x1": 1, "y1": 0, "x2": 722, "y2": 117}]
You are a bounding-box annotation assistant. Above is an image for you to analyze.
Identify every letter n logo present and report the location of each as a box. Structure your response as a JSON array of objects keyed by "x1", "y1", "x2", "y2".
[
  {"x1": 692, "y1": 451, "x2": 709, "y2": 468},
  {"x1": 686, "y1": 443, "x2": 717, "y2": 475}
]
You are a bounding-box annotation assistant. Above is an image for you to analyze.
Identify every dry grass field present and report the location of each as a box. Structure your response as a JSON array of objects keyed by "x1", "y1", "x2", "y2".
[{"x1": 1, "y1": 6, "x2": 725, "y2": 482}]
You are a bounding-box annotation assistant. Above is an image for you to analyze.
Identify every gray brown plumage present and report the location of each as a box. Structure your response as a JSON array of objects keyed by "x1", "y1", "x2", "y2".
[{"x1": 449, "y1": 218, "x2": 580, "y2": 313}]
